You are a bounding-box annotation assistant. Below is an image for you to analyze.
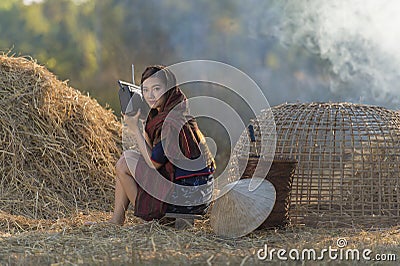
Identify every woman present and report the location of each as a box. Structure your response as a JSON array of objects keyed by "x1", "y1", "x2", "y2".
[{"x1": 110, "y1": 65, "x2": 215, "y2": 225}]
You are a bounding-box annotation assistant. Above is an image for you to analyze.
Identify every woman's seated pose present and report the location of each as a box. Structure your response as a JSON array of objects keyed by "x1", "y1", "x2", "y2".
[{"x1": 110, "y1": 65, "x2": 215, "y2": 225}]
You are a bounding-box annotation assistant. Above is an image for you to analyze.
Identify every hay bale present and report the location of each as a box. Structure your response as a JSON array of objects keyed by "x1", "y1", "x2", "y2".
[{"x1": 0, "y1": 55, "x2": 123, "y2": 219}]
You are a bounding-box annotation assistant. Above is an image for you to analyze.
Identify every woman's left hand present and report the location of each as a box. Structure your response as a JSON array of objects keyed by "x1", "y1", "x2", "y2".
[{"x1": 124, "y1": 109, "x2": 141, "y2": 134}]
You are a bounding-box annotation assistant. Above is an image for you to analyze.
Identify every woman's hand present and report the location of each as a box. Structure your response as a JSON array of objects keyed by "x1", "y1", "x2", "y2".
[{"x1": 124, "y1": 109, "x2": 141, "y2": 135}]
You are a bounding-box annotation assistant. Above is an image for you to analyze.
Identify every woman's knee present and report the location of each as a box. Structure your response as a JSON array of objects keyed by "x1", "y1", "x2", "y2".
[
  {"x1": 115, "y1": 154, "x2": 138, "y2": 178},
  {"x1": 115, "y1": 155, "x2": 129, "y2": 175}
]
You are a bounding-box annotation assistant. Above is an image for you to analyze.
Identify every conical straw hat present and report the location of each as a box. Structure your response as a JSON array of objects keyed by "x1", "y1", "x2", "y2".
[{"x1": 210, "y1": 178, "x2": 276, "y2": 238}]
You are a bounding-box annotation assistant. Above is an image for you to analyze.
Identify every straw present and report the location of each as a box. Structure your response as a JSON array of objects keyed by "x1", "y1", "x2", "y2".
[
  {"x1": 1, "y1": 210, "x2": 399, "y2": 264},
  {"x1": 0, "y1": 54, "x2": 126, "y2": 219}
]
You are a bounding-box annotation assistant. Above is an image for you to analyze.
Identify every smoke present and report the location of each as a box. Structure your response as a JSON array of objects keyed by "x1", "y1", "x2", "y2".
[
  {"x1": 152, "y1": 0, "x2": 400, "y2": 109},
  {"x1": 268, "y1": 0, "x2": 400, "y2": 108}
]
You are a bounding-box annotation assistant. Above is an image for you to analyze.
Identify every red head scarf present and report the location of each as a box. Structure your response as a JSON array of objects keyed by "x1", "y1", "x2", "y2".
[{"x1": 142, "y1": 66, "x2": 215, "y2": 172}]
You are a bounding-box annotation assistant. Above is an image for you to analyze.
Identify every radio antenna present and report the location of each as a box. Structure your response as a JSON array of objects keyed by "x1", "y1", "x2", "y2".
[{"x1": 131, "y1": 64, "x2": 135, "y2": 84}]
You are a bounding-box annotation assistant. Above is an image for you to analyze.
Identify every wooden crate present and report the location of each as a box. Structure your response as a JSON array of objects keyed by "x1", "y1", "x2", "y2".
[{"x1": 238, "y1": 156, "x2": 297, "y2": 228}]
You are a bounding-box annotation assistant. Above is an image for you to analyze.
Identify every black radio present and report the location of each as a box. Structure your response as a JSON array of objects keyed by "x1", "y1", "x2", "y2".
[
  {"x1": 118, "y1": 80, "x2": 140, "y2": 114},
  {"x1": 118, "y1": 64, "x2": 149, "y2": 118}
]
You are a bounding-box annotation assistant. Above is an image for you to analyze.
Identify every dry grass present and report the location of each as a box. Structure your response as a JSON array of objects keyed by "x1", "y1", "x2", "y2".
[
  {"x1": 0, "y1": 211, "x2": 399, "y2": 265},
  {"x1": 0, "y1": 54, "x2": 122, "y2": 219}
]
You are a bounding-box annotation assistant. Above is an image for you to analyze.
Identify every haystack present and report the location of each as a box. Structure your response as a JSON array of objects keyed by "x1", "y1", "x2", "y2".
[{"x1": 0, "y1": 55, "x2": 123, "y2": 219}]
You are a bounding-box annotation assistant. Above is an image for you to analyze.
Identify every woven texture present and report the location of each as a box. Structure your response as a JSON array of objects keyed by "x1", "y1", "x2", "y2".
[
  {"x1": 235, "y1": 102, "x2": 400, "y2": 227},
  {"x1": 238, "y1": 156, "x2": 297, "y2": 228}
]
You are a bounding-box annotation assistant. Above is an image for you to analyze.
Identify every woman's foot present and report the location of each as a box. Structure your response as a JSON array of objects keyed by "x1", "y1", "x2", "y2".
[
  {"x1": 83, "y1": 213, "x2": 125, "y2": 226},
  {"x1": 83, "y1": 220, "x2": 114, "y2": 226},
  {"x1": 108, "y1": 214, "x2": 125, "y2": 226}
]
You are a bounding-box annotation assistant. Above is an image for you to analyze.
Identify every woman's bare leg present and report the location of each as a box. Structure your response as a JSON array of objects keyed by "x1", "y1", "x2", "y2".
[
  {"x1": 109, "y1": 178, "x2": 130, "y2": 225},
  {"x1": 109, "y1": 152, "x2": 139, "y2": 225}
]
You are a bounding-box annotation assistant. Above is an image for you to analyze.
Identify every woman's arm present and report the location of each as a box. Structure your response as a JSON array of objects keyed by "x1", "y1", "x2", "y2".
[
  {"x1": 144, "y1": 129, "x2": 151, "y2": 147},
  {"x1": 124, "y1": 111, "x2": 163, "y2": 169}
]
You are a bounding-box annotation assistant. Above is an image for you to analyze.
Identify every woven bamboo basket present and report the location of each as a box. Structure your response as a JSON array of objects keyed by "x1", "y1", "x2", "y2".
[
  {"x1": 234, "y1": 102, "x2": 400, "y2": 227},
  {"x1": 238, "y1": 156, "x2": 297, "y2": 229}
]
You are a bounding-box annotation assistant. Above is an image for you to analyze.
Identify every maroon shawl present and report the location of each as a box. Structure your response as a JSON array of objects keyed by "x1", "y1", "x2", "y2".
[
  {"x1": 145, "y1": 86, "x2": 214, "y2": 173},
  {"x1": 133, "y1": 86, "x2": 214, "y2": 220}
]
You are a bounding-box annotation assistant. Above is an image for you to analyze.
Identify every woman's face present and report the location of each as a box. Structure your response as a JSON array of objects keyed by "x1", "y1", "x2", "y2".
[{"x1": 142, "y1": 77, "x2": 167, "y2": 111}]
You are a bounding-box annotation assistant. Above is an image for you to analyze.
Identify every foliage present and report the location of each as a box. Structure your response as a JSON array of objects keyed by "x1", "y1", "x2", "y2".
[
  {"x1": 0, "y1": 0, "x2": 326, "y2": 170},
  {"x1": 0, "y1": 0, "x2": 317, "y2": 107}
]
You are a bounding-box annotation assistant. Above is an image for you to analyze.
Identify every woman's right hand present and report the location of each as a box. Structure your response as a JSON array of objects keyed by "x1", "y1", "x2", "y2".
[{"x1": 124, "y1": 109, "x2": 141, "y2": 135}]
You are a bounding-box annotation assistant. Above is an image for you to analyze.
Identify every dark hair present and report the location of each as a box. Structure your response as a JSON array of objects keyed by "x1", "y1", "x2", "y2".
[
  {"x1": 140, "y1": 65, "x2": 176, "y2": 91},
  {"x1": 140, "y1": 65, "x2": 178, "y2": 116}
]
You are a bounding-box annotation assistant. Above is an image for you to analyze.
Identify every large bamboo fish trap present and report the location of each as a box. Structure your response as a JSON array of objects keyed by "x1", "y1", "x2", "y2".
[{"x1": 237, "y1": 102, "x2": 400, "y2": 227}]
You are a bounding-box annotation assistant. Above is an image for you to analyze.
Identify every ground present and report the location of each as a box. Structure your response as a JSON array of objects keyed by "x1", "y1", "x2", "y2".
[{"x1": 0, "y1": 211, "x2": 399, "y2": 265}]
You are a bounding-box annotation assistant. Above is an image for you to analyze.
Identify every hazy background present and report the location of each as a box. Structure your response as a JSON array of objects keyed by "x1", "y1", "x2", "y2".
[
  {"x1": 2, "y1": 0, "x2": 400, "y2": 170},
  {"x1": 3, "y1": 0, "x2": 400, "y2": 111}
]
